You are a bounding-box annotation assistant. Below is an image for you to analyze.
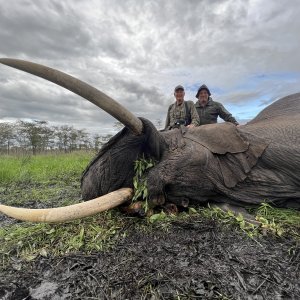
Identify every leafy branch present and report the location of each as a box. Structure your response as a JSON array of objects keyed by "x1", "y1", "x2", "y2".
[{"x1": 132, "y1": 155, "x2": 155, "y2": 210}]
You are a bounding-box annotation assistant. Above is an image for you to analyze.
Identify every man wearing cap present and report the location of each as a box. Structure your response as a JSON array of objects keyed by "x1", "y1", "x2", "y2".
[
  {"x1": 195, "y1": 84, "x2": 239, "y2": 126},
  {"x1": 165, "y1": 85, "x2": 200, "y2": 130}
]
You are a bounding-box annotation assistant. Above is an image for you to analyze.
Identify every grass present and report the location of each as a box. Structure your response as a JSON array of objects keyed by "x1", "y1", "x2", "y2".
[
  {"x1": 0, "y1": 211, "x2": 128, "y2": 266},
  {"x1": 0, "y1": 151, "x2": 138, "y2": 267},
  {"x1": 0, "y1": 152, "x2": 299, "y2": 268},
  {"x1": 0, "y1": 151, "x2": 93, "y2": 184},
  {"x1": 198, "y1": 203, "x2": 300, "y2": 240},
  {"x1": 256, "y1": 202, "x2": 300, "y2": 226}
]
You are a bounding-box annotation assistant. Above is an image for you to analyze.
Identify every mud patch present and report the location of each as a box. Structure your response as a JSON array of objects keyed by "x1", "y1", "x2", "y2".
[{"x1": 0, "y1": 217, "x2": 299, "y2": 299}]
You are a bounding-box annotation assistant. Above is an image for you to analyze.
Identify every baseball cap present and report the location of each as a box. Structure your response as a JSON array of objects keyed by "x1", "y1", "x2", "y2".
[{"x1": 174, "y1": 85, "x2": 184, "y2": 92}]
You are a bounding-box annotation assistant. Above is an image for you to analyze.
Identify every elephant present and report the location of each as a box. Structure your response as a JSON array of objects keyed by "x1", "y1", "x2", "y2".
[
  {"x1": 0, "y1": 58, "x2": 299, "y2": 223},
  {"x1": 81, "y1": 95, "x2": 300, "y2": 210}
]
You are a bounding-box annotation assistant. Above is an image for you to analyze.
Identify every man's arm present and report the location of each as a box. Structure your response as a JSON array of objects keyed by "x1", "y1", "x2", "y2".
[
  {"x1": 190, "y1": 102, "x2": 200, "y2": 126},
  {"x1": 164, "y1": 105, "x2": 172, "y2": 130},
  {"x1": 218, "y1": 103, "x2": 239, "y2": 125}
]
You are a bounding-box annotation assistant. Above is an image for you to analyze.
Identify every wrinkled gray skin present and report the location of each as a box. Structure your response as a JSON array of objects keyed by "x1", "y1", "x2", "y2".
[{"x1": 81, "y1": 93, "x2": 300, "y2": 208}]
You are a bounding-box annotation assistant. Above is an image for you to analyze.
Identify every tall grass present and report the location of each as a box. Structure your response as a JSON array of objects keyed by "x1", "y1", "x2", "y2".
[{"x1": 0, "y1": 151, "x2": 94, "y2": 184}]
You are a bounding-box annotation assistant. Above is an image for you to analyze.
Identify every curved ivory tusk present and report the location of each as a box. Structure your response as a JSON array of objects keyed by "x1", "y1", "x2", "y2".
[
  {"x1": 0, "y1": 188, "x2": 133, "y2": 223},
  {"x1": 0, "y1": 58, "x2": 143, "y2": 135}
]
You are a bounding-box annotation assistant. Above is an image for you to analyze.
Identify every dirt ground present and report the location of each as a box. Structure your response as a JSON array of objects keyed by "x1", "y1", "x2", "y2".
[{"x1": 0, "y1": 215, "x2": 299, "y2": 300}]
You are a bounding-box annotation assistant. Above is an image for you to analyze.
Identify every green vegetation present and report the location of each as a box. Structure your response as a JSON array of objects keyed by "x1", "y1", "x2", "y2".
[
  {"x1": 0, "y1": 151, "x2": 92, "y2": 184},
  {"x1": 132, "y1": 155, "x2": 155, "y2": 201},
  {"x1": 132, "y1": 155, "x2": 155, "y2": 212},
  {"x1": 198, "y1": 203, "x2": 300, "y2": 240},
  {"x1": 0, "y1": 151, "x2": 130, "y2": 266},
  {"x1": 0, "y1": 211, "x2": 127, "y2": 265},
  {"x1": 0, "y1": 152, "x2": 299, "y2": 268}
]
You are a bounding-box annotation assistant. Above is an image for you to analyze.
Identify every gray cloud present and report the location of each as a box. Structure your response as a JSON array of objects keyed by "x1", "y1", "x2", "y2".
[{"x1": 0, "y1": 2, "x2": 94, "y2": 59}]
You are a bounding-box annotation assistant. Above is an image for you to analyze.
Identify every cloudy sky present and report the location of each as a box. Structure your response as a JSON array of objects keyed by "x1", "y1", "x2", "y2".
[{"x1": 1, "y1": 0, "x2": 300, "y2": 135}]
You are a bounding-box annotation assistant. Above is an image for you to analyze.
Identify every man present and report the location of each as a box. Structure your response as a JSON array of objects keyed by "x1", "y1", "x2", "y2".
[
  {"x1": 165, "y1": 85, "x2": 200, "y2": 130},
  {"x1": 195, "y1": 84, "x2": 239, "y2": 126}
]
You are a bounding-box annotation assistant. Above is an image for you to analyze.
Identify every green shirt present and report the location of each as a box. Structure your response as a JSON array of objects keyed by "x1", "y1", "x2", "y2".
[
  {"x1": 165, "y1": 100, "x2": 200, "y2": 129},
  {"x1": 195, "y1": 98, "x2": 239, "y2": 126}
]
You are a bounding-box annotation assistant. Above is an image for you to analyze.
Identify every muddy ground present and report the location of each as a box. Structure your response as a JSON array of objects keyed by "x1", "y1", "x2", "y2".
[{"x1": 0, "y1": 214, "x2": 299, "y2": 300}]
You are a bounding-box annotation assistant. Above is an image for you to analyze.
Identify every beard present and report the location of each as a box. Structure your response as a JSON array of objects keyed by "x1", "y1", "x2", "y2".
[{"x1": 199, "y1": 98, "x2": 208, "y2": 107}]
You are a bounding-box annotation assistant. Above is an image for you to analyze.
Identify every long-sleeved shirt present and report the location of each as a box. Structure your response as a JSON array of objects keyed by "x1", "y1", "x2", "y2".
[
  {"x1": 165, "y1": 100, "x2": 200, "y2": 129},
  {"x1": 195, "y1": 98, "x2": 239, "y2": 125}
]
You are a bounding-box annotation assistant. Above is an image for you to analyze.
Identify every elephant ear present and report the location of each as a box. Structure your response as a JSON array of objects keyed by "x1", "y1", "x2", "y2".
[
  {"x1": 184, "y1": 123, "x2": 269, "y2": 188},
  {"x1": 215, "y1": 134, "x2": 268, "y2": 188},
  {"x1": 184, "y1": 122, "x2": 249, "y2": 154}
]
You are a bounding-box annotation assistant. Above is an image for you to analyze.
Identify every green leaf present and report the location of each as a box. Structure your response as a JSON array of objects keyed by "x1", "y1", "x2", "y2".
[
  {"x1": 46, "y1": 228, "x2": 55, "y2": 234},
  {"x1": 236, "y1": 213, "x2": 244, "y2": 222},
  {"x1": 227, "y1": 210, "x2": 234, "y2": 217},
  {"x1": 24, "y1": 254, "x2": 37, "y2": 261},
  {"x1": 277, "y1": 228, "x2": 284, "y2": 236},
  {"x1": 143, "y1": 188, "x2": 148, "y2": 199},
  {"x1": 39, "y1": 248, "x2": 48, "y2": 257},
  {"x1": 188, "y1": 207, "x2": 197, "y2": 215},
  {"x1": 147, "y1": 162, "x2": 153, "y2": 168},
  {"x1": 149, "y1": 212, "x2": 166, "y2": 223},
  {"x1": 79, "y1": 227, "x2": 85, "y2": 241}
]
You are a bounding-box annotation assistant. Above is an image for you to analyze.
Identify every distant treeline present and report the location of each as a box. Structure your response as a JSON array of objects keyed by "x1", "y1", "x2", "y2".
[{"x1": 0, "y1": 120, "x2": 115, "y2": 155}]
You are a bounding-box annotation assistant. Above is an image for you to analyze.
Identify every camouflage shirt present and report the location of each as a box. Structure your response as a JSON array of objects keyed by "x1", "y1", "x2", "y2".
[
  {"x1": 195, "y1": 98, "x2": 239, "y2": 125},
  {"x1": 165, "y1": 100, "x2": 200, "y2": 129}
]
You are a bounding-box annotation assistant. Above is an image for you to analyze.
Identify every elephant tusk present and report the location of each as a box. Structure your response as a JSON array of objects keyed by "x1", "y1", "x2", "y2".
[
  {"x1": 0, "y1": 188, "x2": 133, "y2": 223},
  {"x1": 0, "y1": 58, "x2": 143, "y2": 135}
]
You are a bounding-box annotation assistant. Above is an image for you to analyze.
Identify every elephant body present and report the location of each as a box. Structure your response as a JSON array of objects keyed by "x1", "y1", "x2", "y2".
[{"x1": 81, "y1": 93, "x2": 300, "y2": 209}]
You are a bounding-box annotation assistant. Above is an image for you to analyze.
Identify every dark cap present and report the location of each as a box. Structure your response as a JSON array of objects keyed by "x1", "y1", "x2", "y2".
[
  {"x1": 195, "y1": 84, "x2": 211, "y2": 98},
  {"x1": 174, "y1": 85, "x2": 184, "y2": 92}
]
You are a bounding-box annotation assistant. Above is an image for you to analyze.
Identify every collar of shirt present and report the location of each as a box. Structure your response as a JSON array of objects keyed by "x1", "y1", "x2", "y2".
[{"x1": 175, "y1": 100, "x2": 184, "y2": 107}]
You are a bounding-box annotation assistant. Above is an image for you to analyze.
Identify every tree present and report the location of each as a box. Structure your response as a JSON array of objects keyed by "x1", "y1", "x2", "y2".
[
  {"x1": 93, "y1": 134, "x2": 102, "y2": 151},
  {"x1": 0, "y1": 120, "x2": 113, "y2": 155},
  {"x1": 16, "y1": 120, "x2": 53, "y2": 155},
  {"x1": 0, "y1": 122, "x2": 16, "y2": 154},
  {"x1": 54, "y1": 125, "x2": 74, "y2": 153},
  {"x1": 77, "y1": 129, "x2": 91, "y2": 150}
]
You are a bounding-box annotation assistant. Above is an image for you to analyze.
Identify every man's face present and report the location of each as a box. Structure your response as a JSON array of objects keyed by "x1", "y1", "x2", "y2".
[
  {"x1": 198, "y1": 90, "x2": 209, "y2": 106},
  {"x1": 174, "y1": 89, "x2": 185, "y2": 104}
]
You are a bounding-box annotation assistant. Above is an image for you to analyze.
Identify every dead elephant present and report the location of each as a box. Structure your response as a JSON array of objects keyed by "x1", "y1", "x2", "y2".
[
  {"x1": 0, "y1": 58, "x2": 299, "y2": 223},
  {"x1": 81, "y1": 96, "x2": 300, "y2": 210}
]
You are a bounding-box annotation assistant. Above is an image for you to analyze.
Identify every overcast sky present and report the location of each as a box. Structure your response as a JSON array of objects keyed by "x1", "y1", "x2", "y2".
[{"x1": 1, "y1": 0, "x2": 300, "y2": 135}]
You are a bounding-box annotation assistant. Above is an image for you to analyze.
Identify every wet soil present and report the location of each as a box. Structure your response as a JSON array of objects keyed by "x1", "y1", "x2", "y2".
[{"x1": 0, "y1": 217, "x2": 299, "y2": 300}]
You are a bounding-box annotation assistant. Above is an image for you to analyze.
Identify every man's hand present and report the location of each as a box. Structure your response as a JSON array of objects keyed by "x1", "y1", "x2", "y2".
[{"x1": 187, "y1": 124, "x2": 195, "y2": 128}]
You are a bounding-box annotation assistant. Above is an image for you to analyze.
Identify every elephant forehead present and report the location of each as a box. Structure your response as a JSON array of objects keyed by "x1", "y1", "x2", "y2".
[{"x1": 183, "y1": 123, "x2": 249, "y2": 154}]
